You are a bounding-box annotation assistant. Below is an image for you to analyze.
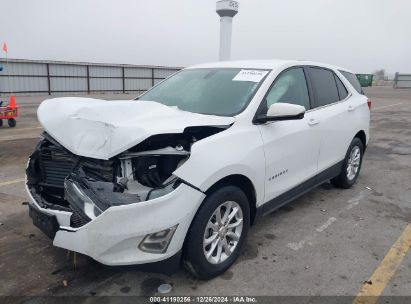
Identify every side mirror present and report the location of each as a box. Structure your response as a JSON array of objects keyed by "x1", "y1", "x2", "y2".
[{"x1": 254, "y1": 103, "x2": 305, "y2": 124}]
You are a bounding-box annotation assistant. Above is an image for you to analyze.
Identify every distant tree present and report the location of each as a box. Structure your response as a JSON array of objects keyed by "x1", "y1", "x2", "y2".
[{"x1": 374, "y1": 69, "x2": 385, "y2": 80}]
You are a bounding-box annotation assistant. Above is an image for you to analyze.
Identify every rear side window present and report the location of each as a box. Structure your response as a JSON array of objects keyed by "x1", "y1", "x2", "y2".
[
  {"x1": 308, "y1": 67, "x2": 340, "y2": 107},
  {"x1": 339, "y1": 70, "x2": 363, "y2": 94},
  {"x1": 334, "y1": 74, "x2": 348, "y2": 100}
]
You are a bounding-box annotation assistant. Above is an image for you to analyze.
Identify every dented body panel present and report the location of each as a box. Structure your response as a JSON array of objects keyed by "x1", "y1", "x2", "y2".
[
  {"x1": 38, "y1": 98, "x2": 235, "y2": 160},
  {"x1": 26, "y1": 182, "x2": 205, "y2": 265},
  {"x1": 27, "y1": 97, "x2": 239, "y2": 266}
]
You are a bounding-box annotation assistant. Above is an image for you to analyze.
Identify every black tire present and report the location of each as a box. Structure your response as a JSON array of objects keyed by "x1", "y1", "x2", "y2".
[
  {"x1": 8, "y1": 118, "x2": 16, "y2": 128},
  {"x1": 331, "y1": 137, "x2": 364, "y2": 188},
  {"x1": 183, "y1": 185, "x2": 250, "y2": 279},
  {"x1": 0, "y1": 119, "x2": 3, "y2": 127}
]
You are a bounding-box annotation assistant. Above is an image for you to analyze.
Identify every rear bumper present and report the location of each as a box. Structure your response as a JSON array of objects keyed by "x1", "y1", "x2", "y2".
[{"x1": 26, "y1": 182, "x2": 205, "y2": 266}]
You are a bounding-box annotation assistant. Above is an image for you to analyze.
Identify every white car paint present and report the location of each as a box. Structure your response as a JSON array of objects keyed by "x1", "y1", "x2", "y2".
[
  {"x1": 26, "y1": 183, "x2": 205, "y2": 265},
  {"x1": 38, "y1": 98, "x2": 235, "y2": 160},
  {"x1": 266, "y1": 103, "x2": 305, "y2": 117},
  {"x1": 28, "y1": 59, "x2": 370, "y2": 265},
  {"x1": 256, "y1": 110, "x2": 321, "y2": 202}
]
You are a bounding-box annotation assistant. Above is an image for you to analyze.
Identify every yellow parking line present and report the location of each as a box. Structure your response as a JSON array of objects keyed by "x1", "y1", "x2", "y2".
[
  {"x1": 0, "y1": 178, "x2": 25, "y2": 187},
  {"x1": 352, "y1": 223, "x2": 411, "y2": 304}
]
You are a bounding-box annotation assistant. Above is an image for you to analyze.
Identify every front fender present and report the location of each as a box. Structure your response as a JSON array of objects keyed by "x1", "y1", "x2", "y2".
[{"x1": 173, "y1": 125, "x2": 266, "y2": 206}]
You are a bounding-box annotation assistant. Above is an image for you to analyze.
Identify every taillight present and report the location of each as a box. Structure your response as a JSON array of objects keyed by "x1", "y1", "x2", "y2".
[{"x1": 367, "y1": 98, "x2": 372, "y2": 110}]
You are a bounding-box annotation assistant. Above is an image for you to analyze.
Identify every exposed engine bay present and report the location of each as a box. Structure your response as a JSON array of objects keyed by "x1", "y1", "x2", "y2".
[{"x1": 26, "y1": 127, "x2": 227, "y2": 229}]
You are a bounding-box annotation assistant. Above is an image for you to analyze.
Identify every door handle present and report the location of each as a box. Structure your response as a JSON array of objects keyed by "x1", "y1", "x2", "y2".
[
  {"x1": 308, "y1": 118, "x2": 320, "y2": 126},
  {"x1": 348, "y1": 105, "x2": 355, "y2": 112}
]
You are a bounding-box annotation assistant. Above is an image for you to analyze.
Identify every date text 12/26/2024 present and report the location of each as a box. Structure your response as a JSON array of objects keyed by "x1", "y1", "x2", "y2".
[{"x1": 150, "y1": 296, "x2": 257, "y2": 303}]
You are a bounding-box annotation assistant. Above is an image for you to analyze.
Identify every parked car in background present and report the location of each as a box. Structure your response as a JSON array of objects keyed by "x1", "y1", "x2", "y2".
[{"x1": 26, "y1": 60, "x2": 370, "y2": 279}]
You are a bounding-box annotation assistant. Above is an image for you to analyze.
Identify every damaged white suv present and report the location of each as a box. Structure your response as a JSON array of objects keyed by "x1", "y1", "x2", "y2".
[{"x1": 26, "y1": 60, "x2": 370, "y2": 279}]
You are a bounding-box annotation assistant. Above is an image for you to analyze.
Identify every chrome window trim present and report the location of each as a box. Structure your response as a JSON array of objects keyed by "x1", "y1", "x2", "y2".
[{"x1": 305, "y1": 92, "x2": 352, "y2": 113}]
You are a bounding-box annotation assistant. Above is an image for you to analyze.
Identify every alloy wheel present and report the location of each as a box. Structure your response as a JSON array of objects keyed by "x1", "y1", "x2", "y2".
[
  {"x1": 346, "y1": 146, "x2": 361, "y2": 180},
  {"x1": 203, "y1": 201, "x2": 243, "y2": 264}
]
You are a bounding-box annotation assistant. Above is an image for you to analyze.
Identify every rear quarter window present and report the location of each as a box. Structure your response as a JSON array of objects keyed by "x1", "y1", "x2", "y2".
[{"x1": 339, "y1": 70, "x2": 364, "y2": 94}]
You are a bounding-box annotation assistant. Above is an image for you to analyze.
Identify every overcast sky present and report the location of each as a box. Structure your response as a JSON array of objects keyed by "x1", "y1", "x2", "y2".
[{"x1": 0, "y1": 0, "x2": 410, "y2": 73}]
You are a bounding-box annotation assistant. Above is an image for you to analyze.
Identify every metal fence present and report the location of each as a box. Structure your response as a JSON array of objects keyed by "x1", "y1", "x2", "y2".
[
  {"x1": 0, "y1": 59, "x2": 181, "y2": 96},
  {"x1": 393, "y1": 73, "x2": 411, "y2": 89}
]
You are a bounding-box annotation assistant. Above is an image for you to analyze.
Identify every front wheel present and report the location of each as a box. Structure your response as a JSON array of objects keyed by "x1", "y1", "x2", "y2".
[
  {"x1": 183, "y1": 185, "x2": 250, "y2": 279},
  {"x1": 331, "y1": 137, "x2": 364, "y2": 188}
]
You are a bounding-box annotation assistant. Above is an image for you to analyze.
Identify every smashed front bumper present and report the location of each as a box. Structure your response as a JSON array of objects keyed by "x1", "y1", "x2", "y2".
[{"x1": 26, "y1": 179, "x2": 205, "y2": 265}]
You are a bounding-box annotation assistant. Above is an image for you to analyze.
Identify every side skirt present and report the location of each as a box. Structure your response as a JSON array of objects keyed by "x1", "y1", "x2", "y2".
[{"x1": 255, "y1": 161, "x2": 343, "y2": 219}]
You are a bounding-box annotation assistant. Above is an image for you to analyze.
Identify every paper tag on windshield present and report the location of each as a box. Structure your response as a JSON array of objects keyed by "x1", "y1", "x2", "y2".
[{"x1": 232, "y1": 70, "x2": 269, "y2": 82}]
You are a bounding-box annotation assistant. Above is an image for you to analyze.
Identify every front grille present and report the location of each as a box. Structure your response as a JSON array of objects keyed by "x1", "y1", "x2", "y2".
[{"x1": 40, "y1": 146, "x2": 76, "y2": 188}]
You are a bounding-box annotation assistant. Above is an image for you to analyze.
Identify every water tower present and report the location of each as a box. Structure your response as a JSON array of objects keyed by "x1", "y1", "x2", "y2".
[{"x1": 216, "y1": 0, "x2": 239, "y2": 61}]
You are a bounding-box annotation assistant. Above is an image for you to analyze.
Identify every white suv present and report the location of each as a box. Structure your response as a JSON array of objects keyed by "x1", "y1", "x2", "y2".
[{"x1": 26, "y1": 60, "x2": 370, "y2": 279}]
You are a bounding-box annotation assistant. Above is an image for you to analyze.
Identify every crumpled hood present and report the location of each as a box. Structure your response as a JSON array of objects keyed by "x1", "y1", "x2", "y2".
[{"x1": 37, "y1": 97, "x2": 235, "y2": 159}]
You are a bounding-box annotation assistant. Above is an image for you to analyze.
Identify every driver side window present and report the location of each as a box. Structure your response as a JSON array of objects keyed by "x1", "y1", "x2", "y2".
[{"x1": 265, "y1": 68, "x2": 310, "y2": 110}]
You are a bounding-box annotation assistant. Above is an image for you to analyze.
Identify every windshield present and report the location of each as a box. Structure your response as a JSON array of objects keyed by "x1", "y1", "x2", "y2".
[{"x1": 137, "y1": 68, "x2": 270, "y2": 116}]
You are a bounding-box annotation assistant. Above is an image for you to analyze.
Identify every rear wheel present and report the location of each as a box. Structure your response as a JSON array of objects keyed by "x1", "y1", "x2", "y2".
[
  {"x1": 183, "y1": 185, "x2": 250, "y2": 279},
  {"x1": 8, "y1": 118, "x2": 16, "y2": 128},
  {"x1": 0, "y1": 119, "x2": 3, "y2": 127},
  {"x1": 331, "y1": 137, "x2": 364, "y2": 188}
]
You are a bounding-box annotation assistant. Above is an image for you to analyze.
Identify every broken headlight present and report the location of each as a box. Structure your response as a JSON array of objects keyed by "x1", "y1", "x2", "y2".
[
  {"x1": 145, "y1": 177, "x2": 183, "y2": 201},
  {"x1": 131, "y1": 154, "x2": 187, "y2": 188},
  {"x1": 115, "y1": 146, "x2": 189, "y2": 202}
]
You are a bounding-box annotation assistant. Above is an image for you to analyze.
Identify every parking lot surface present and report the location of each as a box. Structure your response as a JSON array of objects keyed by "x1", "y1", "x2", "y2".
[{"x1": 0, "y1": 88, "x2": 410, "y2": 300}]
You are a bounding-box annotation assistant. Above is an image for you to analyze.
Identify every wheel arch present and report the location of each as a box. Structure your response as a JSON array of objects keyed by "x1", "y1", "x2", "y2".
[
  {"x1": 204, "y1": 174, "x2": 257, "y2": 225},
  {"x1": 354, "y1": 130, "x2": 367, "y2": 151}
]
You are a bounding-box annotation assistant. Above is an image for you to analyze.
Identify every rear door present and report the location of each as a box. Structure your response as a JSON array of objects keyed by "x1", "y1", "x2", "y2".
[{"x1": 306, "y1": 67, "x2": 354, "y2": 173}]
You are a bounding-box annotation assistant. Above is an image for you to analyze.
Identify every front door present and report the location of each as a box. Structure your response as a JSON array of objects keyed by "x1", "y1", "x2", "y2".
[{"x1": 257, "y1": 67, "x2": 321, "y2": 203}]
